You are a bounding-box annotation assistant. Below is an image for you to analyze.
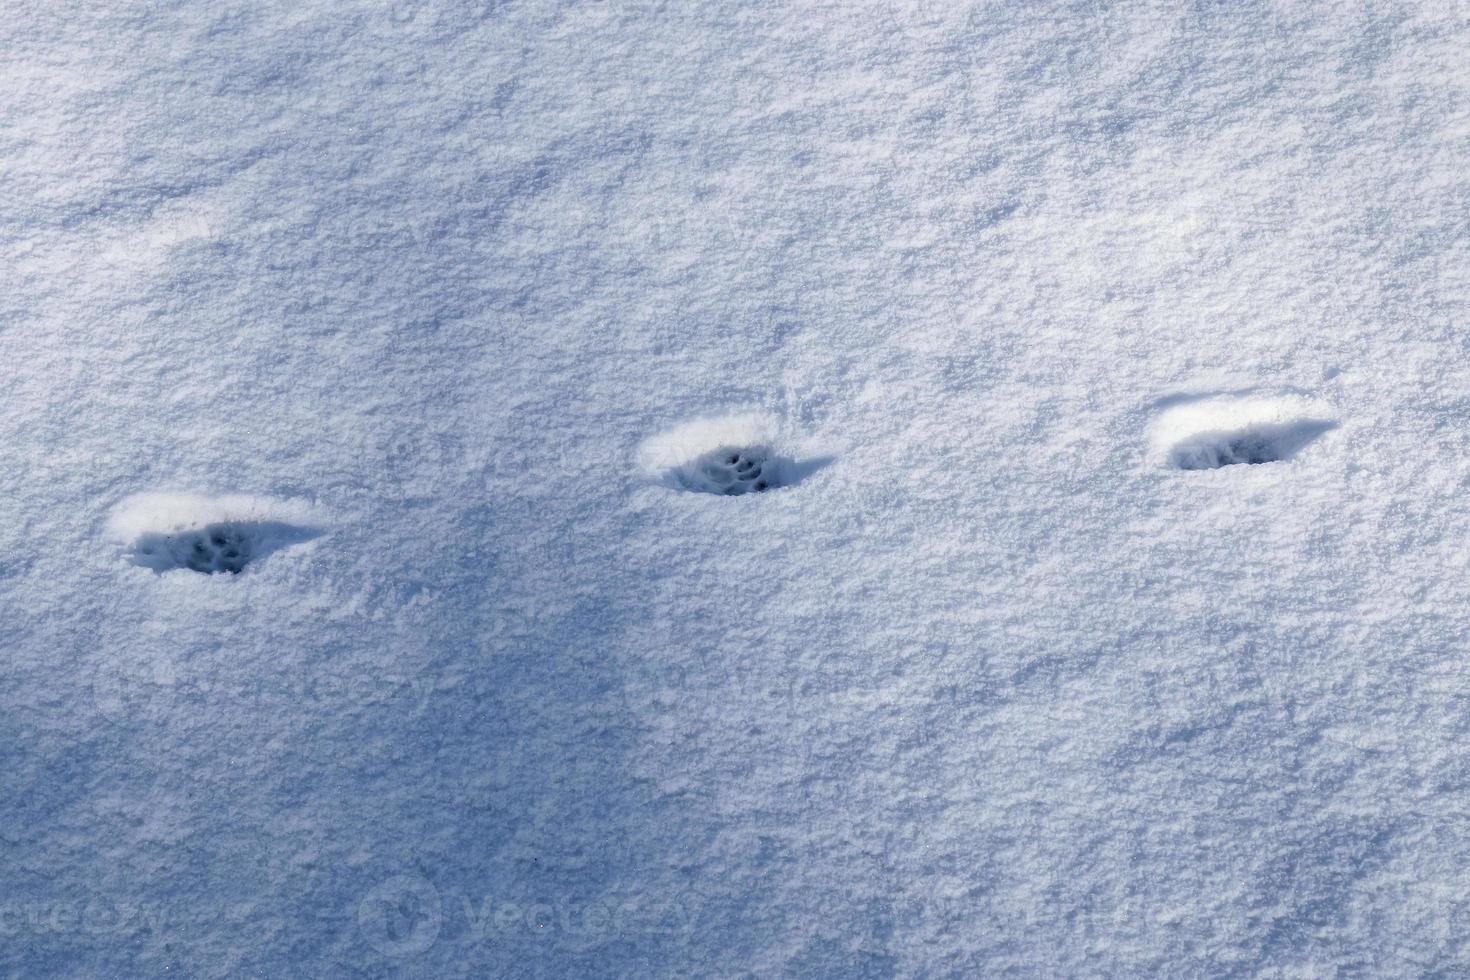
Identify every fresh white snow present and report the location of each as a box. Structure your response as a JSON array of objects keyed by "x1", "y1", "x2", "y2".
[{"x1": 6, "y1": 0, "x2": 1470, "y2": 975}]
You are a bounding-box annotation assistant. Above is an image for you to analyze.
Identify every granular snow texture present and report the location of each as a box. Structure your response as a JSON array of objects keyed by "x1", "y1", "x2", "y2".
[{"x1": 5, "y1": 0, "x2": 1470, "y2": 975}]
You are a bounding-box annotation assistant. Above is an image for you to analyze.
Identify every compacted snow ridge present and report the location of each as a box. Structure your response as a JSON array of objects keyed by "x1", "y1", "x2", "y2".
[{"x1": 7, "y1": 0, "x2": 1470, "y2": 976}]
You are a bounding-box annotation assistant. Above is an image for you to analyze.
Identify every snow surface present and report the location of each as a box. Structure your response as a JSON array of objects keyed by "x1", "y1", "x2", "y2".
[{"x1": 6, "y1": 0, "x2": 1470, "y2": 975}]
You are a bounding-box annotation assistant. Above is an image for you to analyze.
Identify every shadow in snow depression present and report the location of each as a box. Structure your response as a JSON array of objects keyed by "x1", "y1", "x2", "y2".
[
  {"x1": 673, "y1": 448, "x2": 833, "y2": 496},
  {"x1": 128, "y1": 521, "x2": 322, "y2": 574},
  {"x1": 1170, "y1": 419, "x2": 1337, "y2": 471}
]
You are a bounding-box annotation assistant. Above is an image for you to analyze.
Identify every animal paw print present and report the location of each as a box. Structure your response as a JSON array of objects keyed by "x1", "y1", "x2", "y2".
[
  {"x1": 132, "y1": 523, "x2": 260, "y2": 574},
  {"x1": 1150, "y1": 394, "x2": 1337, "y2": 471},
  {"x1": 639, "y1": 415, "x2": 830, "y2": 498},
  {"x1": 695, "y1": 448, "x2": 775, "y2": 496},
  {"x1": 111, "y1": 494, "x2": 322, "y2": 576}
]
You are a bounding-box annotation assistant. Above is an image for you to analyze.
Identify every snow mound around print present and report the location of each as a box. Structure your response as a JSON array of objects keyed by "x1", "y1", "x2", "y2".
[
  {"x1": 109, "y1": 494, "x2": 324, "y2": 574},
  {"x1": 1150, "y1": 394, "x2": 1337, "y2": 471},
  {"x1": 638, "y1": 415, "x2": 829, "y2": 496}
]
